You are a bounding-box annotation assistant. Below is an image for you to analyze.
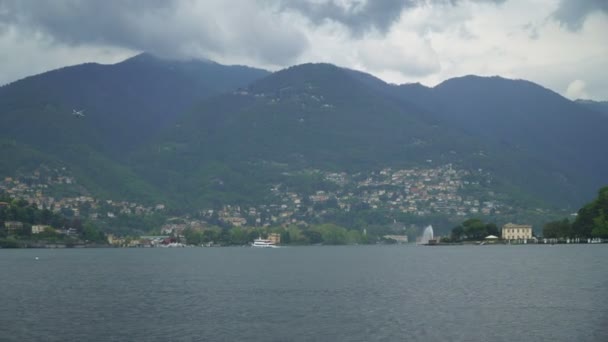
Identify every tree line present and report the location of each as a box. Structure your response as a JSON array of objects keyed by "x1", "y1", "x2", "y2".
[
  {"x1": 444, "y1": 186, "x2": 608, "y2": 241},
  {"x1": 445, "y1": 218, "x2": 500, "y2": 242},
  {"x1": 181, "y1": 223, "x2": 408, "y2": 246},
  {"x1": 543, "y1": 186, "x2": 608, "y2": 238}
]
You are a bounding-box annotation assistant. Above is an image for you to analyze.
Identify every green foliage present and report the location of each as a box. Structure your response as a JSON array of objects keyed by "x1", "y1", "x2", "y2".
[
  {"x1": 591, "y1": 214, "x2": 608, "y2": 238},
  {"x1": 542, "y1": 219, "x2": 572, "y2": 238},
  {"x1": 572, "y1": 186, "x2": 608, "y2": 238},
  {"x1": 229, "y1": 227, "x2": 249, "y2": 245},
  {"x1": 184, "y1": 228, "x2": 204, "y2": 245},
  {"x1": 313, "y1": 224, "x2": 348, "y2": 245},
  {"x1": 450, "y1": 218, "x2": 499, "y2": 241},
  {"x1": 82, "y1": 222, "x2": 106, "y2": 243}
]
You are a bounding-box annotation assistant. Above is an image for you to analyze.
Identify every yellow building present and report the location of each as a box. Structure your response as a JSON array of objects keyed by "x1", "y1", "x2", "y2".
[
  {"x1": 268, "y1": 233, "x2": 281, "y2": 245},
  {"x1": 502, "y1": 223, "x2": 533, "y2": 240}
]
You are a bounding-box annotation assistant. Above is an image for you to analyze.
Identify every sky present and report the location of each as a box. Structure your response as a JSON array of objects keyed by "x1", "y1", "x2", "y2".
[{"x1": 0, "y1": 0, "x2": 606, "y2": 100}]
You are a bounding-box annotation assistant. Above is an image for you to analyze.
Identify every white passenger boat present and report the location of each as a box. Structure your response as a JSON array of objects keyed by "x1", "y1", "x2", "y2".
[{"x1": 251, "y1": 238, "x2": 278, "y2": 248}]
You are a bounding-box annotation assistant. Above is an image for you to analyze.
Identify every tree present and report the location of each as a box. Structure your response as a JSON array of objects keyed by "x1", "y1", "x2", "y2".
[
  {"x1": 280, "y1": 230, "x2": 291, "y2": 244},
  {"x1": 451, "y1": 225, "x2": 464, "y2": 241},
  {"x1": 38, "y1": 209, "x2": 53, "y2": 225},
  {"x1": 451, "y1": 218, "x2": 498, "y2": 241},
  {"x1": 302, "y1": 229, "x2": 322, "y2": 244},
  {"x1": 184, "y1": 228, "x2": 203, "y2": 245},
  {"x1": 82, "y1": 222, "x2": 106, "y2": 243},
  {"x1": 486, "y1": 223, "x2": 499, "y2": 236},
  {"x1": 315, "y1": 223, "x2": 348, "y2": 245},
  {"x1": 346, "y1": 230, "x2": 362, "y2": 244},
  {"x1": 542, "y1": 219, "x2": 571, "y2": 238},
  {"x1": 286, "y1": 225, "x2": 304, "y2": 244},
  {"x1": 462, "y1": 218, "x2": 487, "y2": 240},
  {"x1": 202, "y1": 227, "x2": 221, "y2": 244},
  {"x1": 572, "y1": 186, "x2": 608, "y2": 238},
  {"x1": 229, "y1": 227, "x2": 248, "y2": 245},
  {"x1": 591, "y1": 213, "x2": 608, "y2": 238},
  {"x1": 247, "y1": 229, "x2": 262, "y2": 242}
]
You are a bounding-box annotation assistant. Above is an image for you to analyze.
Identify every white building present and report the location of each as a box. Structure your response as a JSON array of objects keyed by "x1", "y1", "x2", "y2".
[{"x1": 32, "y1": 225, "x2": 51, "y2": 234}]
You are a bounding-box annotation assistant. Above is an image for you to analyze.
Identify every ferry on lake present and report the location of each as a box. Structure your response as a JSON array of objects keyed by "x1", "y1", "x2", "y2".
[{"x1": 251, "y1": 238, "x2": 278, "y2": 248}]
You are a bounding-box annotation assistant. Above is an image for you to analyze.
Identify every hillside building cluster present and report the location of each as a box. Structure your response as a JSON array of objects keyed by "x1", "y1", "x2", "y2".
[
  {"x1": 2, "y1": 163, "x2": 525, "y2": 237},
  {"x1": 202, "y1": 165, "x2": 513, "y2": 228},
  {"x1": 1, "y1": 166, "x2": 165, "y2": 222}
]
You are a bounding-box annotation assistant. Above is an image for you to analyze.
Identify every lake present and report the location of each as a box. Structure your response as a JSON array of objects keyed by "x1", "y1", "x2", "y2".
[{"x1": 1, "y1": 245, "x2": 607, "y2": 341}]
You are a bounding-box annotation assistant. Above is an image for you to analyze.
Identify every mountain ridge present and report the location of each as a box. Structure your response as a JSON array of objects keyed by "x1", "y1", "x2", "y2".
[{"x1": 1, "y1": 54, "x2": 606, "y2": 214}]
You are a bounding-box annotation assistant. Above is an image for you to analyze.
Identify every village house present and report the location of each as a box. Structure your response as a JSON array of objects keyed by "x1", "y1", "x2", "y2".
[
  {"x1": 4, "y1": 221, "x2": 24, "y2": 233},
  {"x1": 31, "y1": 225, "x2": 51, "y2": 234}
]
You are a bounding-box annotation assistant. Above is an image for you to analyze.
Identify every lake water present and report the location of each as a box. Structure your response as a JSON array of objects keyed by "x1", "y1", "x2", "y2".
[{"x1": 1, "y1": 245, "x2": 607, "y2": 341}]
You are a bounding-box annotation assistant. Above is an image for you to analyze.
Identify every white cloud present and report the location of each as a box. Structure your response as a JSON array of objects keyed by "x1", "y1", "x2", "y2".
[
  {"x1": 565, "y1": 79, "x2": 589, "y2": 100},
  {"x1": 379, "y1": 0, "x2": 608, "y2": 100},
  {"x1": 356, "y1": 36, "x2": 440, "y2": 77},
  {"x1": 0, "y1": 0, "x2": 606, "y2": 100}
]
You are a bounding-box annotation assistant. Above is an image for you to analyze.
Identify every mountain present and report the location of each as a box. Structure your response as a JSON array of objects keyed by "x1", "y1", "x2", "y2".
[
  {"x1": 130, "y1": 64, "x2": 477, "y2": 207},
  {"x1": 1, "y1": 56, "x2": 606, "y2": 214},
  {"x1": 0, "y1": 54, "x2": 270, "y2": 203},
  {"x1": 575, "y1": 99, "x2": 608, "y2": 117},
  {"x1": 133, "y1": 65, "x2": 607, "y2": 209},
  {"x1": 0, "y1": 53, "x2": 269, "y2": 154},
  {"x1": 395, "y1": 76, "x2": 608, "y2": 206}
]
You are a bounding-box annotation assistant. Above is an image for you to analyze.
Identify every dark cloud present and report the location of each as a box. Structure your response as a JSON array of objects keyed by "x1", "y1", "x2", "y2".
[
  {"x1": 277, "y1": 0, "x2": 413, "y2": 36},
  {"x1": 0, "y1": 0, "x2": 308, "y2": 65},
  {"x1": 0, "y1": 1, "x2": 172, "y2": 46},
  {"x1": 277, "y1": 0, "x2": 506, "y2": 36},
  {"x1": 0, "y1": 0, "x2": 510, "y2": 65},
  {"x1": 552, "y1": 0, "x2": 608, "y2": 31}
]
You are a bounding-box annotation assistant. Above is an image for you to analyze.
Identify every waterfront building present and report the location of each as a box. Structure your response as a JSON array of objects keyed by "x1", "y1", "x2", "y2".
[
  {"x1": 501, "y1": 223, "x2": 533, "y2": 240},
  {"x1": 268, "y1": 233, "x2": 281, "y2": 245}
]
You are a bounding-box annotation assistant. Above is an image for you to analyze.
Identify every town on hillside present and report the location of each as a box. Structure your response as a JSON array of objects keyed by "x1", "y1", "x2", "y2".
[{"x1": 1, "y1": 163, "x2": 598, "y2": 247}]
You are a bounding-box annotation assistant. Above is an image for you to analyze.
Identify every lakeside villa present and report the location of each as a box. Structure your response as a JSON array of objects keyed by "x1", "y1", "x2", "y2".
[{"x1": 501, "y1": 223, "x2": 533, "y2": 241}]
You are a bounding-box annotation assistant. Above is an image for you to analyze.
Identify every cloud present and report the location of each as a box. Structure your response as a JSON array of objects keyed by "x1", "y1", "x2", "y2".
[
  {"x1": 0, "y1": 25, "x2": 134, "y2": 86},
  {"x1": 276, "y1": 0, "x2": 507, "y2": 36},
  {"x1": 275, "y1": 0, "x2": 412, "y2": 36},
  {"x1": 356, "y1": 34, "x2": 440, "y2": 77},
  {"x1": 552, "y1": 0, "x2": 608, "y2": 31},
  {"x1": 0, "y1": 0, "x2": 606, "y2": 100},
  {"x1": 0, "y1": 0, "x2": 309, "y2": 67},
  {"x1": 0, "y1": 0, "x2": 507, "y2": 66},
  {"x1": 565, "y1": 79, "x2": 589, "y2": 100}
]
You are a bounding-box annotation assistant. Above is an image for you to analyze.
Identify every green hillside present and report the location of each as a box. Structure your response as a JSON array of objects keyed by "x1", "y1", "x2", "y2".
[
  {"x1": 0, "y1": 54, "x2": 270, "y2": 204},
  {"x1": 132, "y1": 63, "x2": 608, "y2": 210},
  {"x1": 1, "y1": 56, "x2": 607, "y2": 222}
]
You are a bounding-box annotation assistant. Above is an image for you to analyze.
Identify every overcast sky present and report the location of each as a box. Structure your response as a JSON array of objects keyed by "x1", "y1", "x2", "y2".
[{"x1": 1, "y1": 0, "x2": 606, "y2": 100}]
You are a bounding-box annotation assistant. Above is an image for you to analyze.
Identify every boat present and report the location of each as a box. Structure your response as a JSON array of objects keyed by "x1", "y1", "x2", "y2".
[{"x1": 251, "y1": 238, "x2": 278, "y2": 248}]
